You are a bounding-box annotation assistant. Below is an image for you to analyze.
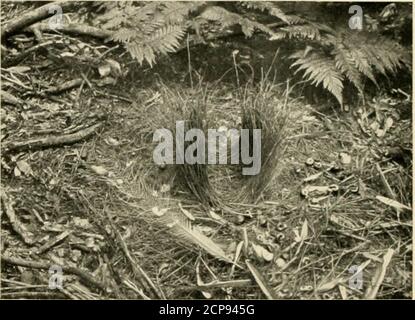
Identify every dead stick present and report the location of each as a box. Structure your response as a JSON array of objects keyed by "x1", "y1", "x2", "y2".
[
  {"x1": 1, "y1": 255, "x2": 106, "y2": 291},
  {"x1": 3, "y1": 122, "x2": 103, "y2": 154},
  {"x1": 36, "y1": 230, "x2": 72, "y2": 255},
  {"x1": 1, "y1": 1, "x2": 77, "y2": 41},
  {"x1": 1, "y1": 190, "x2": 35, "y2": 245},
  {"x1": 375, "y1": 162, "x2": 400, "y2": 217},
  {"x1": 1, "y1": 292, "x2": 66, "y2": 299},
  {"x1": 30, "y1": 23, "x2": 112, "y2": 40},
  {"x1": 2, "y1": 40, "x2": 60, "y2": 68},
  {"x1": 375, "y1": 163, "x2": 396, "y2": 199},
  {"x1": 1, "y1": 90, "x2": 24, "y2": 107},
  {"x1": 43, "y1": 78, "x2": 83, "y2": 95}
]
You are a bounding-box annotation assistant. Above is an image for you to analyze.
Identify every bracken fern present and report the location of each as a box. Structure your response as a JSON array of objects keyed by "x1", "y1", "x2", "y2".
[{"x1": 92, "y1": 1, "x2": 411, "y2": 107}]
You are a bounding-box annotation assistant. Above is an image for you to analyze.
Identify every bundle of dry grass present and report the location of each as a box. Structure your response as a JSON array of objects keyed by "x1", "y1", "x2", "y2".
[
  {"x1": 147, "y1": 83, "x2": 222, "y2": 208},
  {"x1": 235, "y1": 80, "x2": 289, "y2": 203}
]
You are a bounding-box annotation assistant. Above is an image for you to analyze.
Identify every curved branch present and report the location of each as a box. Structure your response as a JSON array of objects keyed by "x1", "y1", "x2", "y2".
[
  {"x1": 3, "y1": 122, "x2": 103, "y2": 154},
  {"x1": 1, "y1": 1, "x2": 77, "y2": 42},
  {"x1": 30, "y1": 23, "x2": 112, "y2": 40}
]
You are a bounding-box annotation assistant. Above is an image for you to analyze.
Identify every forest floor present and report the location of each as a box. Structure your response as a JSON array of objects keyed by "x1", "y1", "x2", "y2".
[{"x1": 0, "y1": 11, "x2": 413, "y2": 299}]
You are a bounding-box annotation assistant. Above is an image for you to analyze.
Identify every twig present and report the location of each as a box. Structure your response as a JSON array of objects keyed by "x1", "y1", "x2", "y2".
[
  {"x1": 3, "y1": 122, "x2": 103, "y2": 154},
  {"x1": 180, "y1": 279, "x2": 252, "y2": 291},
  {"x1": 43, "y1": 78, "x2": 83, "y2": 95},
  {"x1": 375, "y1": 163, "x2": 396, "y2": 199},
  {"x1": 375, "y1": 162, "x2": 400, "y2": 219},
  {"x1": 36, "y1": 230, "x2": 72, "y2": 255},
  {"x1": 1, "y1": 255, "x2": 106, "y2": 292},
  {"x1": 0, "y1": 89, "x2": 24, "y2": 107},
  {"x1": 245, "y1": 260, "x2": 276, "y2": 299},
  {"x1": 365, "y1": 248, "x2": 395, "y2": 299},
  {"x1": 1, "y1": 1, "x2": 77, "y2": 41},
  {"x1": 1, "y1": 190, "x2": 35, "y2": 245},
  {"x1": 2, "y1": 40, "x2": 62, "y2": 68},
  {"x1": 0, "y1": 291, "x2": 66, "y2": 299},
  {"x1": 29, "y1": 23, "x2": 112, "y2": 40}
]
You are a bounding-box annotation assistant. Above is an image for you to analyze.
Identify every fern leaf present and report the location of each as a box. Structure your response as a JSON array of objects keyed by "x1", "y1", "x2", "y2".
[
  {"x1": 159, "y1": 2, "x2": 206, "y2": 24},
  {"x1": 333, "y1": 46, "x2": 364, "y2": 95},
  {"x1": 270, "y1": 24, "x2": 321, "y2": 41},
  {"x1": 240, "y1": 1, "x2": 300, "y2": 25},
  {"x1": 124, "y1": 24, "x2": 186, "y2": 66},
  {"x1": 347, "y1": 47, "x2": 378, "y2": 87},
  {"x1": 200, "y1": 6, "x2": 275, "y2": 38},
  {"x1": 366, "y1": 39, "x2": 409, "y2": 74},
  {"x1": 291, "y1": 50, "x2": 344, "y2": 106},
  {"x1": 112, "y1": 28, "x2": 138, "y2": 43}
]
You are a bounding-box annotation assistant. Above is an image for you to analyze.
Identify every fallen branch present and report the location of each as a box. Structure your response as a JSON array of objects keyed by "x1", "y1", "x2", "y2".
[
  {"x1": 0, "y1": 291, "x2": 66, "y2": 299},
  {"x1": 2, "y1": 40, "x2": 62, "y2": 68},
  {"x1": 36, "y1": 230, "x2": 72, "y2": 255},
  {"x1": 43, "y1": 78, "x2": 83, "y2": 95},
  {"x1": 0, "y1": 90, "x2": 24, "y2": 107},
  {"x1": 1, "y1": 190, "x2": 36, "y2": 245},
  {"x1": 3, "y1": 122, "x2": 103, "y2": 154},
  {"x1": 29, "y1": 23, "x2": 112, "y2": 40},
  {"x1": 1, "y1": 1, "x2": 77, "y2": 42},
  {"x1": 1, "y1": 255, "x2": 106, "y2": 292}
]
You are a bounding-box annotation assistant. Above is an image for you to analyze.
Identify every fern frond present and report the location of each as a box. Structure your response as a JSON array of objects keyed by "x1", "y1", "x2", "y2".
[
  {"x1": 152, "y1": 208, "x2": 234, "y2": 264},
  {"x1": 111, "y1": 28, "x2": 138, "y2": 43},
  {"x1": 330, "y1": 30, "x2": 409, "y2": 87},
  {"x1": 364, "y1": 38, "x2": 410, "y2": 74},
  {"x1": 347, "y1": 46, "x2": 378, "y2": 87},
  {"x1": 200, "y1": 6, "x2": 275, "y2": 38},
  {"x1": 127, "y1": 24, "x2": 186, "y2": 66},
  {"x1": 270, "y1": 24, "x2": 321, "y2": 41},
  {"x1": 159, "y1": 2, "x2": 206, "y2": 24},
  {"x1": 333, "y1": 45, "x2": 364, "y2": 95},
  {"x1": 240, "y1": 1, "x2": 302, "y2": 25},
  {"x1": 291, "y1": 50, "x2": 344, "y2": 106}
]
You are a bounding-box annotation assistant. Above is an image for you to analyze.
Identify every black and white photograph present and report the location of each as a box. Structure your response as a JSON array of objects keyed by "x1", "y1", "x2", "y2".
[{"x1": 0, "y1": 1, "x2": 412, "y2": 303}]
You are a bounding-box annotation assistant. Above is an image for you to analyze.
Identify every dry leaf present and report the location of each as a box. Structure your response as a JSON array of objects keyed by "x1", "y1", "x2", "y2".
[
  {"x1": 300, "y1": 219, "x2": 309, "y2": 240},
  {"x1": 339, "y1": 152, "x2": 351, "y2": 165},
  {"x1": 275, "y1": 257, "x2": 287, "y2": 269},
  {"x1": 179, "y1": 203, "x2": 195, "y2": 221},
  {"x1": 16, "y1": 160, "x2": 33, "y2": 176},
  {"x1": 106, "y1": 59, "x2": 122, "y2": 77},
  {"x1": 105, "y1": 137, "x2": 120, "y2": 146},
  {"x1": 160, "y1": 184, "x2": 171, "y2": 193},
  {"x1": 6, "y1": 66, "x2": 31, "y2": 73},
  {"x1": 376, "y1": 195, "x2": 412, "y2": 211},
  {"x1": 90, "y1": 165, "x2": 108, "y2": 176},
  {"x1": 303, "y1": 172, "x2": 323, "y2": 183},
  {"x1": 14, "y1": 166, "x2": 21, "y2": 177},
  {"x1": 152, "y1": 207, "x2": 169, "y2": 217},
  {"x1": 252, "y1": 243, "x2": 274, "y2": 262},
  {"x1": 98, "y1": 64, "x2": 111, "y2": 77}
]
